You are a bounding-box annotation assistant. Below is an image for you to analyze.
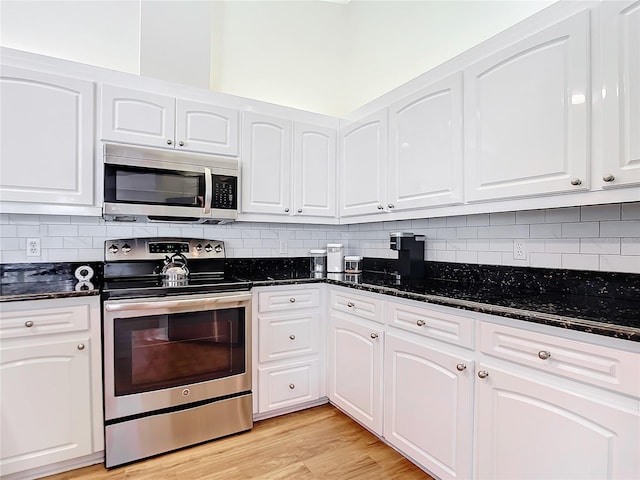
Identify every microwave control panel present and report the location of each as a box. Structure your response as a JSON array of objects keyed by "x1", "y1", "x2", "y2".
[{"x1": 212, "y1": 175, "x2": 237, "y2": 209}]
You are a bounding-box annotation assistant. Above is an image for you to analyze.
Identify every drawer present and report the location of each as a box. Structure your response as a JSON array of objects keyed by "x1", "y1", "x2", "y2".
[
  {"x1": 330, "y1": 288, "x2": 384, "y2": 324},
  {"x1": 479, "y1": 322, "x2": 640, "y2": 397},
  {"x1": 387, "y1": 301, "x2": 474, "y2": 349},
  {"x1": 258, "y1": 288, "x2": 320, "y2": 313},
  {"x1": 0, "y1": 303, "x2": 90, "y2": 339},
  {"x1": 258, "y1": 360, "x2": 320, "y2": 413},
  {"x1": 258, "y1": 311, "x2": 320, "y2": 363}
]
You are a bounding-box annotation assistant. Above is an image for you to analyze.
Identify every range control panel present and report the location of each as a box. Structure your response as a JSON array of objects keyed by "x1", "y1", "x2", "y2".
[{"x1": 105, "y1": 238, "x2": 225, "y2": 261}]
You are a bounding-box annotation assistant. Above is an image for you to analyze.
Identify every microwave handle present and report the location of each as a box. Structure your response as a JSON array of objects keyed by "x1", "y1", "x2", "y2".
[{"x1": 203, "y1": 167, "x2": 212, "y2": 214}]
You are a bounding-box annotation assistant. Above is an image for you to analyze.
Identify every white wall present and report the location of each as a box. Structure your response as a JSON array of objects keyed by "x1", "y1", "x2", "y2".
[
  {"x1": 0, "y1": 0, "x2": 140, "y2": 75},
  {"x1": 0, "y1": 0, "x2": 555, "y2": 116},
  {"x1": 2, "y1": 203, "x2": 639, "y2": 274}
]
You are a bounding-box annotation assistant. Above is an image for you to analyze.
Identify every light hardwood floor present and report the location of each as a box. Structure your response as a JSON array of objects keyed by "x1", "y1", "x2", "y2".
[{"x1": 42, "y1": 405, "x2": 434, "y2": 480}]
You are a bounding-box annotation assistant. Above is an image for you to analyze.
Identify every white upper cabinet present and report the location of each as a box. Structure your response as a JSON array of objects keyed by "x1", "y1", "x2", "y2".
[
  {"x1": 339, "y1": 109, "x2": 388, "y2": 217},
  {"x1": 388, "y1": 72, "x2": 464, "y2": 211},
  {"x1": 241, "y1": 112, "x2": 292, "y2": 215},
  {"x1": 293, "y1": 123, "x2": 337, "y2": 217},
  {"x1": 0, "y1": 66, "x2": 95, "y2": 208},
  {"x1": 601, "y1": 0, "x2": 640, "y2": 188},
  {"x1": 464, "y1": 10, "x2": 591, "y2": 201},
  {"x1": 101, "y1": 85, "x2": 238, "y2": 156}
]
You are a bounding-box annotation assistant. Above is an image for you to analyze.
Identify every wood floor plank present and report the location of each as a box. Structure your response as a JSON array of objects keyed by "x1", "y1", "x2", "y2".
[{"x1": 41, "y1": 405, "x2": 434, "y2": 480}]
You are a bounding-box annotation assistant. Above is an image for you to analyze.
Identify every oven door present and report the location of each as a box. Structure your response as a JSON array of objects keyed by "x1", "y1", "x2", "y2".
[{"x1": 103, "y1": 291, "x2": 252, "y2": 421}]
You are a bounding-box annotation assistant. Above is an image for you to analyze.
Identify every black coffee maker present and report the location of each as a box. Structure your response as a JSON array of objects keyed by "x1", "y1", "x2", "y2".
[{"x1": 389, "y1": 232, "x2": 426, "y2": 281}]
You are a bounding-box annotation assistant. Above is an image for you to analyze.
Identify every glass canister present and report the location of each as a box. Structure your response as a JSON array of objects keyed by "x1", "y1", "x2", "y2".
[
  {"x1": 344, "y1": 255, "x2": 363, "y2": 274},
  {"x1": 309, "y1": 249, "x2": 327, "y2": 278}
]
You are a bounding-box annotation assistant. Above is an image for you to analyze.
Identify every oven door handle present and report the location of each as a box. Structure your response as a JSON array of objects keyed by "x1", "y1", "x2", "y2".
[{"x1": 104, "y1": 293, "x2": 252, "y2": 312}]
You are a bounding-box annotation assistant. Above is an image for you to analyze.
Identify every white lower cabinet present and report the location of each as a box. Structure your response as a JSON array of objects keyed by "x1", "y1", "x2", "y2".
[
  {"x1": 254, "y1": 285, "x2": 325, "y2": 417},
  {"x1": 384, "y1": 331, "x2": 474, "y2": 480},
  {"x1": 474, "y1": 363, "x2": 640, "y2": 480},
  {"x1": 0, "y1": 297, "x2": 103, "y2": 477}
]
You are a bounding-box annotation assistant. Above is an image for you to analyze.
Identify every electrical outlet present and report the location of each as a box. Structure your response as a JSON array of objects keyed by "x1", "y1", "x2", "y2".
[
  {"x1": 27, "y1": 238, "x2": 41, "y2": 257},
  {"x1": 513, "y1": 239, "x2": 527, "y2": 260},
  {"x1": 279, "y1": 240, "x2": 288, "y2": 254}
]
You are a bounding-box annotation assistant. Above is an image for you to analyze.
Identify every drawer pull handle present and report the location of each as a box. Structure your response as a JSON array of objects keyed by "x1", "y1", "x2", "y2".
[
  {"x1": 416, "y1": 320, "x2": 426, "y2": 327},
  {"x1": 77, "y1": 344, "x2": 85, "y2": 351},
  {"x1": 289, "y1": 298, "x2": 296, "y2": 303},
  {"x1": 456, "y1": 363, "x2": 466, "y2": 371},
  {"x1": 538, "y1": 350, "x2": 551, "y2": 360},
  {"x1": 289, "y1": 384, "x2": 295, "y2": 390},
  {"x1": 570, "y1": 177, "x2": 582, "y2": 186},
  {"x1": 289, "y1": 334, "x2": 296, "y2": 340},
  {"x1": 603, "y1": 174, "x2": 615, "y2": 182},
  {"x1": 370, "y1": 332, "x2": 379, "y2": 339},
  {"x1": 478, "y1": 370, "x2": 489, "y2": 379},
  {"x1": 347, "y1": 302, "x2": 355, "y2": 308},
  {"x1": 24, "y1": 321, "x2": 34, "y2": 328}
]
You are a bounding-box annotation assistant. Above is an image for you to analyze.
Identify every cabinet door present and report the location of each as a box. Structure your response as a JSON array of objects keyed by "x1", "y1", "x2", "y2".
[
  {"x1": 339, "y1": 109, "x2": 388, "y2": 217},
  {"x1": 388, "y1": 73, "x2": 463, "y2": 211},
  {"x1": 175, "y1": 99, "x2": 239, "y2": 156},
  {"x1": 100, "y1": 85, "x2": 176, "y2": 149},
  {"x1": 293, "y1": 122, "x2": 336, "y2": 217},
  {"x1": 475, "y1": 364, "x2": 640, "y2": 480},
  {"x1": 258, "y1": 360, "x2": 320, "y2": 413},
  {"x1": 0, "y1": 66, "x2": 94, "y2": 206},
  {"x1": 241, "y1": 112, "x2": 292, "y2": 215},
  {"x1": 601, "y1": 0, "x2": 640, "y2": 188},
  {"x1": 328, "y1": 315, "x2": 383, "y2": 435},
  {"x1": 0, "y1": 338, "x2": 93, "y2": 475},
  {"x1": 384, "y1": 333, "x2": 473, "y2": 480},
  {"x1": 465, "y1": 10, "x2": 590, "y2": 201}
]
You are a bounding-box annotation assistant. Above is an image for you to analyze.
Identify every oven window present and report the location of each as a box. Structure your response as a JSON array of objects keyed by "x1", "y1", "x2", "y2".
[
  {"x1": 113, "y1": 308, "x2": 245, "y2": 396},
  {"x1": 105, "y1": 164, "x2": 205, "y2": 207}
]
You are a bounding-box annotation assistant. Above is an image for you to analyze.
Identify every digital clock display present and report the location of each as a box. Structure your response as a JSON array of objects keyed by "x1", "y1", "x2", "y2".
[{"x1": 148, "y1": 242, "x2": 189, "y2": 254}]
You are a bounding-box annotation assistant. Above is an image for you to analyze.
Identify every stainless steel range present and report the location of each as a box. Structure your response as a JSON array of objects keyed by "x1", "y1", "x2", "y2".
[{"x1": 102, "y1": 238, "x2": 252, "y2": 468}]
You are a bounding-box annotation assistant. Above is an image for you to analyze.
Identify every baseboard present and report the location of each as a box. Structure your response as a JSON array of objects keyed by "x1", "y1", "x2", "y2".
[
  {"x1": 1, "y1": 452, "x2": 104, "y2": 480},
  {"x1": 252, "y1": 397, "x2": 329, "y2": 421}
]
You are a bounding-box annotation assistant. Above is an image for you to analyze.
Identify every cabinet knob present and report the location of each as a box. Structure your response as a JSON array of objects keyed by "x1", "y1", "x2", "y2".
[
  {"x1": 24, "y1": 320, "x2": 34, "y2": 328},
  {"x1": 603, "y1": 174, "x2": 615, "y2": 182},
  {"x1": 370, "y1": 332, "x2": 379, "y2": 339},
  {"x1": 178, "y1": 141, "x2": 184, "y2": 147},
  {"x1": 297, "y1": 209, "x2": 302, "y2": 213},
  {"x1": 166, "y1": 139, "x2": 173, "y2": 145},
  {"x1": 456, "y1": 363, "x2": 467, "y2": 371},
  {"x1": 284, "y1": 208, "x2": 290, "y2": 213},
  {"x1": 538, "y1": 350, "x2": 551, "y2": 360},
  {"x1": 570, "y1": 178, "x2": 582, "y2": 186},
  {"x1": 289, "y1": 334, "x2": 296, "y2": 340},
  {"x1": 77, "y1": 343, "x2": 85, "y2": 351},
  {"x1": 388, "y1": 204, "x2": 395, "y2": 209},
  {"x1": 416, "y1": 320, "x2": 425, "y2": 327},
  {"x1": 478, "y1": 370, "x2": 489, "y2": 379},
  {"x1": 377, "y1": 205, "x2": 384, "y2": 210},
  {"x1": 289, "y1": 384, "x2": 295, "y2": 390},
  {"x1": 289, "y1": 298, "x2": 296, "y2": 303},
  {"x1": 346, "y1": 302, "x2": 355, "y2": 308}
]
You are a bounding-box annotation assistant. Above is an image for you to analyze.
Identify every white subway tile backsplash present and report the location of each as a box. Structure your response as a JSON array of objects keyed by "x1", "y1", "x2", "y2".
[
  {"x1": 580, "y1": 204, "x2": 621, "y2": 221},
  {"x1": 600, "y1": 220, "x2": 640, "y2": 237},
  {"x1": 1, "y1": 203, "x2": 638, "y2": 274},
  {"x1": 621, "y1": 202, "x2": 640, "y2": 220},
  {"x1": 545, "y1": 207, "x2": 580, "y2": 223},
  {"x1": 489, "y1": 211, "x2": 515, "y2": 225},
  {"x1": 561, "y1": 254, "x2": 599, "y2": 271},
  {"x1": 561, "y1": 222, "x2": 599, "y2": 238}
]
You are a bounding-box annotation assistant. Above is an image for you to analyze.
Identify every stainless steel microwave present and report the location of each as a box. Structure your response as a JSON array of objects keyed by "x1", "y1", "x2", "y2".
[{"x1": 103, "y1": 144, "x2": 238, "y2": 223}]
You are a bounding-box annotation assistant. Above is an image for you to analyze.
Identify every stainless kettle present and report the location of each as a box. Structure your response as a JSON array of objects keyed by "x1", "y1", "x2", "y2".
[{"x1": 161, "y1": 253, "x2": 189, "y2": 282}]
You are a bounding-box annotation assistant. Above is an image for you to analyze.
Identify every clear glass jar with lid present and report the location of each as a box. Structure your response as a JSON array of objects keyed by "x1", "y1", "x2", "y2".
[{"x1": 309, "y1": 249, "x2": 327, "y2": 278}]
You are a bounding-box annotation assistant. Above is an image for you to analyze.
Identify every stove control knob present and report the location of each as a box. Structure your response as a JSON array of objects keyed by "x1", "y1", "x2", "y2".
[
  {"x1": 108, "y1": 244, "x2": 119, "y2": 254},
  {"x1": 195, "y1": 244, "x2": 203, "y2": 252},
  {"x1": 204, "y1": 244, "x2": 213, "y2": 252},
  {"x1": 214, "y1": 244, "x2": 223, "y2": 253},
  {"x1": 121, "y1": 244, "x2": 131, "y2": 254}
]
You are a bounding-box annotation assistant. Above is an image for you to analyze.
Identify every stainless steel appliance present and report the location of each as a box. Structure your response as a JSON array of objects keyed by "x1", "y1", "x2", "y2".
[
  {"x1": 389, "y1": 232, "x2": 426, "y2": 280},
  {"x1": 103, "y1": 144, "x2": 238, "y2": 223},
  {"x1": 102, "y1": 238, "x2": 252, "y2": 468}
]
